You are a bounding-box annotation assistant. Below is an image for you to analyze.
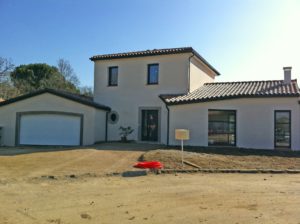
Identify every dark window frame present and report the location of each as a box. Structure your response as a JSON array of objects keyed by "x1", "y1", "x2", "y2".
[
  {"x1": 108, "y1": 66, "x2": 118, "y2": 86},
  {"x1": 208, "y1": 109, "x2": 237, "y2": 146},
  {"x1": 147, "y1": 63, "x2": 159, "y2": 85},
  {"x1": 274, "y1": 110, "x2": 291, "y2": 149}
]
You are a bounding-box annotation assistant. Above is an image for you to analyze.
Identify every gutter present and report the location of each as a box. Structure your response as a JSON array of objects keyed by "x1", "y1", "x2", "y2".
[
  {"x1": 166, "y1": 104, "x2": 170, "y2": 146},
  {"x1": 105, "y1": 111, "x2": 108, "y2": 142},
  {"x1": 159, "y1": 96, "x2": 170, "y2": 146},
  {"x1": 187, "y1": 52, "x2": 195, "y2": 93}
]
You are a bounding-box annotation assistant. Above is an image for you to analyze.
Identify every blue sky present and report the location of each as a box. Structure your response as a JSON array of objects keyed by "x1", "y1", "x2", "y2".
[{"x1": 0, "y1": 0, "x2": 299, "y2": 87}]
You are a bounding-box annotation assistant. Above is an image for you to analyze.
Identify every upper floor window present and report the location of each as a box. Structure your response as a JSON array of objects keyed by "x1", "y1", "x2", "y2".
[
  {"x1": 108, "y1": 66, "x2": 118, "y2": 86},
  {"x1": 147, "y1": 64, "x2": 159, "y2": 85}
]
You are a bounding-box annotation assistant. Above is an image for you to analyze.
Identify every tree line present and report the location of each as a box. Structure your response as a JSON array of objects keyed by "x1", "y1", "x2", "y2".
[{"x1": 0, "y1": 57, "x2": 93, "y2": 100}]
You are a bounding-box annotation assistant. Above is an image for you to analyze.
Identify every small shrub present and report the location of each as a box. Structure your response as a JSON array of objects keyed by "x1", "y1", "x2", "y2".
[{"x1": 119, "y1": 126, "x2": 134, "y2": 142}]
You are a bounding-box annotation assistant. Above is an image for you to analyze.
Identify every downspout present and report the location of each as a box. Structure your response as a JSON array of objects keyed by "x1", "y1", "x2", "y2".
[
  {"x1": 187, "y1": 52, "x2": 195, "y2": 93},
  {"x1": 166, "y1": 104, "x2": 170, "y2": 146},
  {"x1": 159, "y1": 96, "x2": 170, "y2": 146},
  {"x1": 105, "y1": 111, "x2": 108, "y2": 142}
]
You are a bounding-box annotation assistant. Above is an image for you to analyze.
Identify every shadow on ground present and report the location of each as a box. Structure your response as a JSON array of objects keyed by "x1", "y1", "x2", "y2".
[{"x1": 122, "y1": 170, "x2": 148, "y2": 177}]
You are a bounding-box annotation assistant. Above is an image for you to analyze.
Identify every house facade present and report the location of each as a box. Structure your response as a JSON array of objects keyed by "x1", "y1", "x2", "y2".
[
  {"x1": 90, "y1": 47, "x2": 300, "y2": 150},
  {"x1": 91, "y1": 48, "x2": 219, "y2": 145},
  {"x1": 0, "y1": 47, "x2": 299, "y2": 150}
]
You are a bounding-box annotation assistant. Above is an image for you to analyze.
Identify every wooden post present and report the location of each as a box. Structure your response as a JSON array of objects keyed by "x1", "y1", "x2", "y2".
[{"x1": 175, "y1": 129, "x2": 190, "y2": 169}]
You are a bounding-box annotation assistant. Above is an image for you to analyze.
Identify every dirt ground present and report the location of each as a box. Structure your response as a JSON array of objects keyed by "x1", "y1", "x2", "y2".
[
  {"x1": 142, "y1": 149, "x2": 300, "y2": 170},
  {"x1": 0, "y1": 143, "x2": 300, "y2": 223},
  {"x1": 0, "y1": 143, "x2": 156, "y2": 180},
  {"x1": 0, "y1": 174, "x2": 300, "y2": 224}
]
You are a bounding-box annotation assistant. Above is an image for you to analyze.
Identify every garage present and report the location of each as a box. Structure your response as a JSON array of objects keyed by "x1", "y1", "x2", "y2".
[
  {"x1": 0, "y1": 89, "x2": 111, "y2": 146},
  {"x1": 17, "y1": 112, "x2": 82, "y2": 146}
]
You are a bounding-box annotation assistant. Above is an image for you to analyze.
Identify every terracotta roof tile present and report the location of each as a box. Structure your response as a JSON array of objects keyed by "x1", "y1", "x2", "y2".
[
  {"x1": 161, "y1": 80, "x2": 300, "y2": 105},
  {"x1": 90, "y1": 47, "x2": 220, "y2": 76},
  {"x1": 0, "y1": 89, "x2": 111, "y2": 111}
]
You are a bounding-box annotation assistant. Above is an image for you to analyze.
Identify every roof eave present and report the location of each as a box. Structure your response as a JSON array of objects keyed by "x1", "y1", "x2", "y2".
[
  {"x1": 89, "y1": 48, "x2": 193, "y2": 61},
  {"x1": 0, "y1": 89, "x2": 111, "y2": 111},
  {"x1": 165, "y1": 94, "x2": 300, "y2": 106},
  {"x1": 89, "y1": 47, "x2": 221, "y2": 76},
  {"x1": 190, "y1": 49, "x2": 221, "y2": 76}
]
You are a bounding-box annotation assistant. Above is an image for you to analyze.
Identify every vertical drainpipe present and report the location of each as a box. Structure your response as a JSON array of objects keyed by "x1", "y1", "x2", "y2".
[
  {"x1": 159, "y1": 96, "x2": 170, "y2": 146},
  {"x1": 166, "y1": 104, "x2": 170, "y2": 146},
  {"x1": 187, "y1": 52, "x2": 195, "y2": 93},
  {"x1": 105, "y1": 111, "x2": 108, "y2": 142}
]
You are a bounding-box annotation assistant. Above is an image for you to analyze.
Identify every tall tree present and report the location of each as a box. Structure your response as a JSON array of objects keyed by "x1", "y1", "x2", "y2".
[{"x1": 10, "y1": 63, "x2": 79, "y2": 94}]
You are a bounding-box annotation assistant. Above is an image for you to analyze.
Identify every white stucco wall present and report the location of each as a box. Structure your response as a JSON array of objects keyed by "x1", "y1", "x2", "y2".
[
  {"x1": 169, "y1": 97, "x2": 300, "y2": 150},
  {"x1": 189, "y1": 57, "x2": 215, "y2": 92},
  {"x1": 0, "y1": 93, "x2": 107, "y2": 146},
  {"x1": 93, "y1": 54, "x2": 191, "y2": 143},
  {"x1": 94, "y1": 109, "x2": 107, "y2": 143}
]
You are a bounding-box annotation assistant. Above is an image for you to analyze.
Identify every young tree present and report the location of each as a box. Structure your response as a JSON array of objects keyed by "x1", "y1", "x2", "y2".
[
  {"x1": 0, "y1": 57, "x2": 18, "y2": 99},
  {"x1": 80, "y1": 86, "x2": 93, "y2": 97},
  {"x1": 0, "y1": 82, "x2": 20, "y2": 100},
  {"x1": 0, "y1": 57, "x2": 14, "y2": 81},
  {"x1": 57, "y1": 58, "x2": 80, "y2": 87}
]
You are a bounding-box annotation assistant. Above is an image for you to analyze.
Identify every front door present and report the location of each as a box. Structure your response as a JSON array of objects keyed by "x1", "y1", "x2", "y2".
[{"x1": 141, "y1": 110, "x2": 159, "y2": 141}]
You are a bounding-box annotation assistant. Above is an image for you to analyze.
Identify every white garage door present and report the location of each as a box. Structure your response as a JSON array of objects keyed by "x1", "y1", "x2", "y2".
[{"x1": 19, "y1": 113, "x2": 82, "y2": 146}]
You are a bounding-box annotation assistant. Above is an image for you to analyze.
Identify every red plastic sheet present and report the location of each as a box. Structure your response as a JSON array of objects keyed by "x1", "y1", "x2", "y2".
[{"x1": 134, "y1": 161, "x2": 163, "y2": 169}]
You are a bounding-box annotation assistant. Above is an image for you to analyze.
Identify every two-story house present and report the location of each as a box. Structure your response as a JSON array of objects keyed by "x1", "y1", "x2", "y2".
[
  {"x1": 90, "y1": 47, "x2": 220, "y2": 145},
  {"x1": 90, "y1": 47, "x2": 300, "y2": 150},
  {"x1": 0, "y1": 47, "x2": 299, "y2": 150}
]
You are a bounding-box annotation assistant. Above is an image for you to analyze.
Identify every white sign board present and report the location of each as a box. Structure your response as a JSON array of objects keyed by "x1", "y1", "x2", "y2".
[
  {"x1": 175, "y1": 129, "x2": 190, "y2": 140},
  {"x1": 175, "y1": 129, "x2": 190, "y2": 167}
]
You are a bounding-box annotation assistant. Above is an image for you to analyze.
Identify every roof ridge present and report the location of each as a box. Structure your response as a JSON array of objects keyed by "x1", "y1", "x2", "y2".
[
  {"x1": 91, "y1": 47, "x2": 193, "y2": 58},
  {"x1": 163, "y1": 79, "x2": 300, "y2": 105},
  {"x1": 90, "y1": 47, "x2": 221, "y2": 76},
  {"x1": 204, "y1": 79, "x2": 298, "y2": 85}
]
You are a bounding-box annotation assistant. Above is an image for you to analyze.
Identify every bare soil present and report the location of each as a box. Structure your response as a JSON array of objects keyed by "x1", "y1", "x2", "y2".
[
  {"x1": 0, "y1": 143, "x2": 152, "y2": 180},
  {"x1": 142, "y1": 149, "x2": 300, "y2": 170},
  {"x1": 0, "y1": 143, "x2": 300, "y2": 223},
  {"x1": 0, "y1": 174, "x2": 300, "y2": 224}
]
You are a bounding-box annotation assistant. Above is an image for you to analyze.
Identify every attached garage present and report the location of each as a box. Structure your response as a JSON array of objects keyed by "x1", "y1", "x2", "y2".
[
  {"x1": 17, "y1": 112, "x2": 83, "y2": 146},
  {"x1": 0, "y1": 89, "x2": 110, "y2": 146}
]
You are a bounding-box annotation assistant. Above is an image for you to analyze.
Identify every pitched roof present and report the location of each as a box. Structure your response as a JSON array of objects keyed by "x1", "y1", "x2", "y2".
[
  {"x1": 0, "y1": 89, "x2": 111, "y2": 111},
  {"x1": 90, "y1": 47, "x2": 221, "y2": 76},
  {"x1": 161, "y1": 79, "x2": 300, "y2": 105}
]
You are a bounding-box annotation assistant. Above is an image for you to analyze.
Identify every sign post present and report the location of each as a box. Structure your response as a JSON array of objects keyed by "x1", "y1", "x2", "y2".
[{"x1": 175, "y1": 129, "x2": 190, "y2": 167}]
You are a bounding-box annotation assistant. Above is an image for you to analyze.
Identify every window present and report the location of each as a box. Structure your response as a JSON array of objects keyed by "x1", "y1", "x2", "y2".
[
  {"x1": 274, "y1": 111, "x2": 291, "y2": 148},
  {"x1": 208, "y1": 110, "x2": 236, "y2": 146},
  {"x1": 108, "y1": 66, "x2": 118, "y2": 86},
  {"x1": 147, "y1": 64, "x2": 159, "y2": 84}
]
